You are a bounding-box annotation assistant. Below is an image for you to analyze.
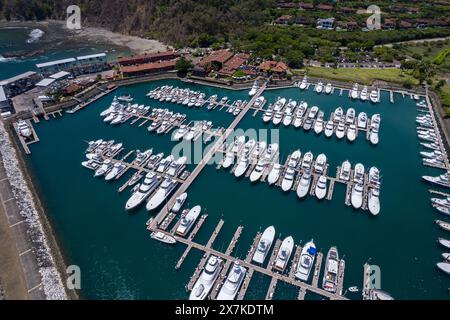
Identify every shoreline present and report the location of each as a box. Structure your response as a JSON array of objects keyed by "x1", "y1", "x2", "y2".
[
  {"x1": 0, "y1": 121, "x2": 72, "y2": 299},
  {"x1": 0, "y1": 19, "x2": 170, "y2": 54}
]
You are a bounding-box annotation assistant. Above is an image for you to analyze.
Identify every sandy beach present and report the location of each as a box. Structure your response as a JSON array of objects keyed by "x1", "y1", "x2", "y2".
[{"x1": 0, "y1": 19, "x2": 170, "y2": 54}]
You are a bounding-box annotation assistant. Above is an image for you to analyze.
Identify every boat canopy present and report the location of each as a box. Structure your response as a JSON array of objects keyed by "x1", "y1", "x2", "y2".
[{"x1": 307, "y1": 247, "x2": 317, "y2": 255}]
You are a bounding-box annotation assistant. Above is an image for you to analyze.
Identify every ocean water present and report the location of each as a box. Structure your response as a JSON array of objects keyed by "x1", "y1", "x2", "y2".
[
  {"x1": 21, "y1": 78, "x2": 450, "y2": 300},
  {"x1": 0, "y1": 27, "x2": 129, "y2": 80}
]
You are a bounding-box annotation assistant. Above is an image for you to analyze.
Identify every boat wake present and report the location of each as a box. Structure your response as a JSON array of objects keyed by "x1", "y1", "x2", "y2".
[
  {"x1": 0, "y1": 122, "x2": 67, "y2": 300},
  {"x1": 26, "y1": 28, "x2": 45, "y2": 44},
  {"x1": 0, "y1": 54, "x2": 16, "y2": 62}
]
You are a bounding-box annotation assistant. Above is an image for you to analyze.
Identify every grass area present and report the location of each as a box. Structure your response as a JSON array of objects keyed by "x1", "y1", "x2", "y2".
[
  {"x1": 302, "y1": 67, "x2": 419, "y2": 86},
  {"x1": 436, "y1": 83, "x2": 450, "y2": 117}
]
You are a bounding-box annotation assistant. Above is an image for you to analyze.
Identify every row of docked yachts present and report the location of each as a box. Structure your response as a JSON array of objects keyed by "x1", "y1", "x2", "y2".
[
  {"x1": 189, "y1": 225, "x2": 343, "y2": 300},
  {"x1": 262, "y1": 98, "x2": 380, "y2": 144},
  {"x1": 297, "y1": 76, "x2": 379, "y2": 103},
  {"x1": 221, "y1": 136, "x2": 381, "y2": 215},
  {"x1": 145, "y1": 108, "x2": 187, "y2": 135},
  {"x1": 146, "y1": 85, "x2": 246, "y2": 116},
  {"x1": 415, "y1": 99, "x2": 450, "y2": 276},
  {"x1": 81, "y1": 140, "x2": 187, "y2": 212},
  {"x1": 100, "y1": 96, "x2": 150, "y2": 125},
  {"x1": 171, "y1": 120, "x2": 216, "y2": 142}
]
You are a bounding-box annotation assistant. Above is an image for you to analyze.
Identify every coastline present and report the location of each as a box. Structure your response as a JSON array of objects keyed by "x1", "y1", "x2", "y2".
[
  {"x1": 0, "y1": 121, "x2": 73, "y2": 299},
  {"x1": 0, "y1": 19, "x2": 170, "y2": 54}
]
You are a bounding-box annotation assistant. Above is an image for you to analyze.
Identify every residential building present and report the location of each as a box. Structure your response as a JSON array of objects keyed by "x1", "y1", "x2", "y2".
[{"x1": 317, "y1": 17, "x2": 335, "y2": 30}]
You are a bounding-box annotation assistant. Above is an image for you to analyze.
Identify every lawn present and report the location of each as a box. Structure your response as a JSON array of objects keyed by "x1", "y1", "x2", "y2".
[{"x1": 302, "y1": 67, "x2": 419, "y2": 86}]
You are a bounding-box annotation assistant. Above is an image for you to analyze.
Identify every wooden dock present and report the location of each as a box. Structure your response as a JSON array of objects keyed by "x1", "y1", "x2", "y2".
[
  {"x1": 288, "y1": 245, "x2": 302, "y2": 279},
  {"x1": 236, "y1": 268, "x2": 254, "y2": 300},
  {"x1": 245, "y1": 232, "x2": 262, "y2": 263},
  {"x1": 336, "y1": 259, "x2": 346, "y2": 295},
  {"x1": 265, "y1": 277, "x2": 278, "y2": 300},
  {"x1": 311, "y1": 252, "x2": 323, "y2": 288}
]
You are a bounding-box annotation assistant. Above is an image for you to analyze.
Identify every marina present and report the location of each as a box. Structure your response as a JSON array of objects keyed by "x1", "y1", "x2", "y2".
[{"x1": 19, "y1": 76, "x2": 450, "y2": 299}]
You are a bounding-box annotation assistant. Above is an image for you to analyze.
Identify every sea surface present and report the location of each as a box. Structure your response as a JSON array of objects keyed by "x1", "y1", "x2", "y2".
[{"x1": 3, "y1": 28, "x2": 450, "y2": 300}]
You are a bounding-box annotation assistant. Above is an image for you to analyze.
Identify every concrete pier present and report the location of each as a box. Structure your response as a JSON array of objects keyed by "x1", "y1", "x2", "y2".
[{"x1": 265, "y1": 277, "x2": 278, "y2": 300}]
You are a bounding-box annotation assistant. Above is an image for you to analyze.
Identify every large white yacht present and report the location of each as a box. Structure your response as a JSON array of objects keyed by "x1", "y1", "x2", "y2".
[
  {"x1": 146, "y1": 178, "x2": 178, "y2": 210},
  {"x1": 166, "y1": 156, "x2": 187, "y2": 177},
  {"x1": 339, "y1": 160, "x2": 351, "y2": 181},
  {"x1": 350, "y1": 83, "x2": 359, "y2": 99},
  {"x1": 234, "y1": 153, "x2": 250, "y2": 178},
  {"x1": 325, "y1": 83, "x2": 332, "y2": 94},
  {"x1": 351, "y1": 183, "x2": 363, "y2": 209},
  {"x1": 172, "y1": 192, "x2": 187, "y2": 213},
  {"x1": 252, "y1": 226, "x2": 276, "y2": 264},
  {"x1": 274, "y1": 236, "x2": 294, "y2": 272},
  {"x1": 296, "y1": 169, "x2": 312, "y2": 199},
  {"x1": 189, "y1": 256, "x2": 224, "y2": 300},
  {"x1": 314, "y1": 153, "x2": 327, "y2": 174},
  {"x1": 176, "y1": 205, "x2": 202, "y2": 236},
  {"x1": 268, "y1": 163, "x2": 282, "y2": 185},
  {"x1": 322, "y1": 247, "x2": 339, "y2": 293},
  {"x1": 335, "y1": 121, "x2": 345, "y2": 139},
  {"x1": 315, "y1": 81, "x2": 323, "y2": 93},
  {"x1": 347, "y1": 124, "x2": 357, "y2": 142},
  {"x1": 249, "y1": 81, "x2": 259, "y2": 96},
  {"x1": 324, "y1": 120, "x2": 334, "y2": 138},
  {"x1": 315, "y1": 175, "x2": 327, "y2": 200},
  {"x1": 217, "y1": 261, "x2": 247, "y2": 300},
  {"x1": 360, "y1": 85, "x2": 368, "y2": 101},
  {"x1": 299, "y1": 76, "x2": 308, "y2": 90},
  {"x1": 16, "y1": 120, "x2": 32, "y2": 138},
  {"x1": 295, "y1": 239, "x2": 317, "y2": 281},
  {"x1": 249, "y1": 159, "x2": 266, "y2": 182},
  {"x1": 125, "y1": 172, "x2": 161, "y2": 210},
  {"x1": 422, "y1": 172, "x2": 450, "y2": 188},
  {"x1": 357, "y1": 112, "x2": 368, "y2": 129},
  {"x1": 104, "y1": 162, "x2": 126, "y2": 181},
  {"x1": 370, "y1": 88, "x2": 379, "y2": 103}
]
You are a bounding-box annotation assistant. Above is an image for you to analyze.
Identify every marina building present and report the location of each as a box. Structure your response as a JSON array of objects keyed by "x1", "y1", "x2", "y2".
[
  {"x1": 36, "y1": 53, "x2": 109, "y2": 76},
  {"x1": 0, "y1": 71, "x2": 42, "y2": 98},
  {"x1": 193, "y1": 49, "x2": 234, "y2": 77},
  {"x1": 117, "y1": 51, "x2": 179, "y2": 66},
  {"x1": 119, "y1": 59, "x2": 177, "y2": 77},
  {"x1": 218, "y1": 53, "x2": 251, "y2": 77},
  {"x1": 258, "y1": 60, "x2": 289, "y2": 78}
]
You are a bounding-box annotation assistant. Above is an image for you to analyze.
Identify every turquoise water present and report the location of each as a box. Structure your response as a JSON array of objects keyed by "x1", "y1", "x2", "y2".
[
  {"x1": 0, "y1": 27, "x2": 128, "y2": 79},
  {"x1": 22, "y1": 78, "x2": 450, "y2": 300}
]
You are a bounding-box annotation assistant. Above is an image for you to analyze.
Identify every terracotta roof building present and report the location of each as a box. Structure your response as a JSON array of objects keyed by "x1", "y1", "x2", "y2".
[
  {"x1": 120, "y1": 59, "x2": 177, "y2": 76},
  {"x1": 218, "y1": 53, "x2": 250, "y2": 76},
  {"x1": 117, "y1": 51, "x2": 179, "y2": 66},
  {"x1": 258, "y1": 60, "x2": 289, "y2": 77},
  {"x1": 274, "y1": 15, "x2": 293, "y2": 25}
]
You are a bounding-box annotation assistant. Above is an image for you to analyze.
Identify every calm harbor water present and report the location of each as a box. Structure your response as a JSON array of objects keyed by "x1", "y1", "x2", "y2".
[
  {"x1": 23, "y1": 79, "x2": 450, "y2": 300},
  {"x1": 2, "y1": 27, "x2": 449, "y2": 300}
]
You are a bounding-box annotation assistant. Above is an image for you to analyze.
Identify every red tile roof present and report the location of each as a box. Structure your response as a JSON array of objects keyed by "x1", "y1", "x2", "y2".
[
  {"x1": 259, "y1": 60, "x2": 288, "y2": 73},
  {"x1": 120, "y1": 60, "x2": 177, "y2": 74},
  {"x1": 198, "y1": 50, "x2": 234, "y2": 67},
  {"x1": 118, "y1": 51, "x2": 178, "y2": 66},
  {"x1": 218, "y1": 53, "x2": 250, "y2": 75}
]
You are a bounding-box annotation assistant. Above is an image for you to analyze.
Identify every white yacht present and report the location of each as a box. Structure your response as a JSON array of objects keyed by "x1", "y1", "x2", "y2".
[
  {"x1": 189, "y1": 256, "x2": 223, "y2": 300},
  {"x1": 272, "y1": 110, "x2": 283, "y2": 125},
  {"x1": 281, "y1": 167, "x2": 296, "y2": 192},
  {"x1": 369, "y1": 124, "x2": 379, "y2": 145},
  {"x1": 368, "y1": 188, "x2": 380, "y2": 215},
  {"x1": 166, "y1": 156, "x2": 187, "y2": 177},
  {"x1": 325, "y1": 83, "x2": 332, "y2": 94},
  {"x1": 146, "y1": 178, "x2": 178, "y2": 211},
  {"x1": 234, "y1": 154, "x2": 250, "y2": 178},
  {"x1": 334, "y1": 107, "x2": 344, "y2": 122},
  {"x1": 252, "y1": 226, "x2": 276, "y2": 264},
  {"x1": 315, "y1": 175, "x2": 327, "y2": 200},
  {"x1": 16, "y1": 120, "x2": 32, "y2": 138},
  {"x1": 268, "y1": 163, "x2": 282, "y2": 185},
  {"x1": 176, "y1": 205, "x2": 202, "y2": 236},
  {"x1": 314, "y1": 153, "x2": 327, "y2": 174},
  {"x1": 249, "y1": 159, "x2": 266, "y2": 182},
  {"x1": 351, "y1": 83, "x2": 359, "y2": 99},
  {"x1": 345, "y1": 108, "x2": 355, "y2": 125},
  {"x1": 172, "y1": 192, "x2": 187, "y2": 213},
  {"x1": 438, "y1": 238, "x2": 450, "y2": 249},
  {"x1": 249, "y1": 81, "x2": 259, "y2": 96},
  {"x1": 354, "y1": 163, "x2": 365, "y2": 182},
  {"x1": 315, "y1": 81, "x2": 323, "y2": 93},
  {"x1": 351, "y1": 183, "x2": 363, "y2": 209},
  {"x1": 104, "y1": 162, "x2": 126, "y2": 181},
  {"x1": 422, "y1": 172, "x2": 450, "y2": 188},
  {"x1": 314, "y1": 112, "x2": 324, "y2": 134},
  {"x1": 125, "y1": 172, "x2": 161, "y2": 210},
  {"x1": 357, "y1": 112, "x2": 367, "y2": 129},
  {"x1": 301, "y1": 151, "x2": 313, "y2": 170},
  {"x1": 150, "y1": 231, "x2": 176, "y2": 244},
  {"x1": 295, "y1": 239, "x2": 317, "y2": 281},
  {"x1": 335, "y1": 122, "x2": 345, "y2": 139},
  {"x1": 94, "y1": 159, "x2": 112, "y2": 177},
  {"x1": 274, "y1": 236, "x2": 294, "y2": 272},
  {"x1": 296, "y1": 169, "x2": 312, "y2": 199},
  {"x1": 252, "y1": 141, "x2": 266, "y2": 158},
  {"x1": 339, "y1": 160, "x2": 351, "y2": 181},
  {"x1": 370, "y1": 89, "x2": 379, "y2": 103},
  {"x1": 156, "y1": 155, "x2": 174, "y2": 173},
  {"x1": 322, "y1": 247, "x2": 339, "y2": 293},
  {"x1": 437, "y1": 262, "x2": 450, "y2": 276},
  {"x1": 299, "y1": 76, "x2": 308, "y2": 90},
  {"x1": 360, "y1": 86, "x2": 368, "y2": 101},
  {"x1": 222, "y1": 152, "x2": 235, "y2": 169},
  {"x1": 262, "y1": 108, "x2": 273, "y2": 123},
  {"x1": 324, "y1": 120, "x2": 334, "y2": 138},
  {"x1": 173, "y1": 125, "x2": 188, "y2": 141},
  {"x1": 217, "y1": 261, "x2": 246, "y2": 300},
  {"x1": 347, "y1": 124, "x2": 357, "y2": 142},
  {"x1": 273, "y1": 97, "x2": 286, "y2": 111}
]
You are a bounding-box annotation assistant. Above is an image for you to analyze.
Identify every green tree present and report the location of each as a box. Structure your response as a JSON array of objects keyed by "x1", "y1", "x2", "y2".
[
  {"x1": 285, "y1": 50, "x2": 304, "y2": 68},
  {"x1": 175, "y1": 57, "x2": 194, "y2": 75}
]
